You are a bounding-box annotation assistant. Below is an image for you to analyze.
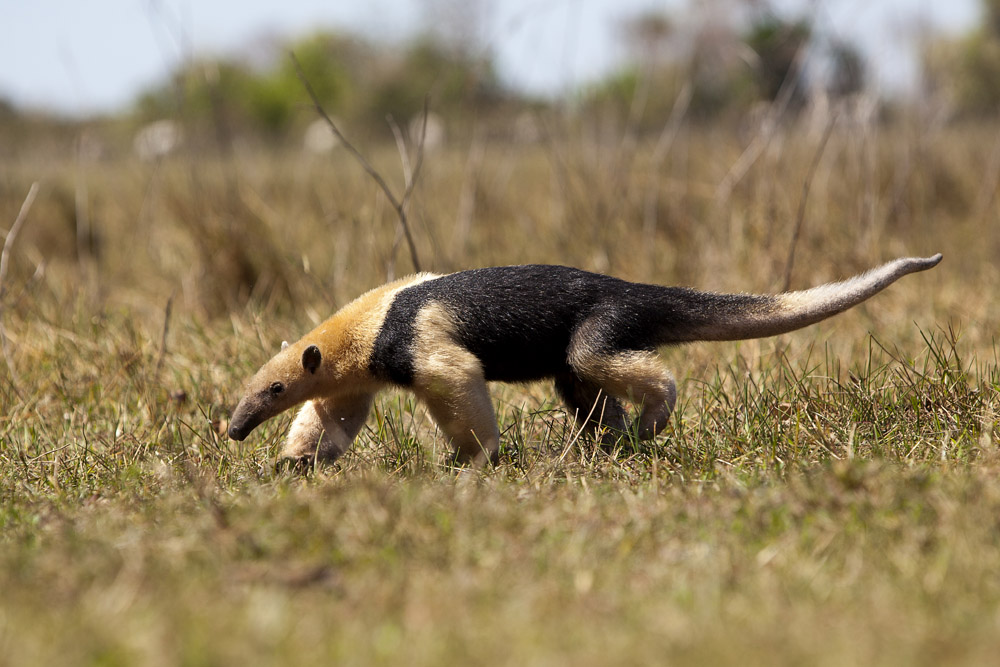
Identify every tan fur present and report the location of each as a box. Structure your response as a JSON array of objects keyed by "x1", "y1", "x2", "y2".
[
  {"x1": 231, "y1": 273, "x2": 438, "y2": 462},
  {"x1": 299, "y1": 272, "x2": 439, "y2": 390},
  {"x1": 570, "y1": 350, "x2": 677, "y2": 440},
  {"x1": 409, "y1": 302, "x2": 500, "y2": 465},
  {"x1": 553, "y1": 375, "x2": 631, "y2": 441},
  {"x1": 689, "y1": 256, "x2": 941, "y2": 342},
  {"x1": 282, "y1": 393, "x2": 375, "y2": 463},
  {"x1": 566, "y1": 317, "x2": 677, "y2": 440},
  {"x1": 231, "y1": 255, "x2": 940, "y2": 468}
]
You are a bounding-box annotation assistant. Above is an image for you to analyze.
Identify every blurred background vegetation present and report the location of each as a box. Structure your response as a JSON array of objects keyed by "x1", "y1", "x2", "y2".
[
  {"x1": 1, "y1": 4, "x2": 999, "y2": 661},
  {"x1": 2, "y1": 0, "x2": 997, "y2": 323},
  {"x1": 2, "y1": 0, "x2": 998, "y2": 159},
  {"x1": 0, "y1": 0, "x2": 997, "y2": 325}
]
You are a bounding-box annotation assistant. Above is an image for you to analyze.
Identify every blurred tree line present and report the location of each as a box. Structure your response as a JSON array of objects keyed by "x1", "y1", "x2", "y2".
[
  {"x1": 581, "y1": 7, "x2": 859, "y2": 128},
  {"x1": 923, "y1": 0, "x2": 1000, "y2": 117},
  {"x1": 132, "y1": 30, "x2": 506, "y2": 145},
  {"x1": 128, "y1": 6, "x2": 870, "y2": 148},
  {"x1": 3, "y1": 0, "x2": 1000, "y2": 155}
]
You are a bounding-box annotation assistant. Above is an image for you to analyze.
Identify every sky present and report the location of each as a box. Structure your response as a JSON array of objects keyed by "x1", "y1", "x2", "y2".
[{"x1": 0, "y1": 0, "x2": 982, "y2": 117}]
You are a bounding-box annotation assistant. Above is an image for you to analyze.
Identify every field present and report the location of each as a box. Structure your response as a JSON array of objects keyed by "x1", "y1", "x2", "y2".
[{"x1": 1, "y1": 115, "x2": 999, "y2": 665}]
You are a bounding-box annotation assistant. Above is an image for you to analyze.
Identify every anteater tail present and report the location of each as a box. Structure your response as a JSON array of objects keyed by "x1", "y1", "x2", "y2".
[{"x1": 658, "y1": 254, "x2": 942, "y2": 344}]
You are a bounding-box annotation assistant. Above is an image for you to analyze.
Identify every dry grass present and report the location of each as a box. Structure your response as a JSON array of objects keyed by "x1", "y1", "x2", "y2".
[{"x1": 0, "y1": 114, "x2": 998, "y2": 665}]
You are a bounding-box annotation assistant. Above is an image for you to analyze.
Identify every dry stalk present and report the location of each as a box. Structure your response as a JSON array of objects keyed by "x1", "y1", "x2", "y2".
[
  {"x1": 973, "y1": 124, "x2": 1000, "y2": 223},
  {"x1": 291, "y1": 53, "x2": 424, "y2": 273},
  {"x1": 782, "y1": 113, "x2": 837, "y2": 292},
  {"x1": 453, "y1": 129, "x2": 486, "y2": 258},
  {"x1": 715, "y1": 44, "x2": 810, "y2": 206},
  {"x1": 0, "y1": 182, "x2": 40, "y2": 398},
  {"x1": 150, "y1": 296, "x2": 174, "y2": 402},
  {"x1": 642, "y1": 80, "x2": 693, "y2": 255}
]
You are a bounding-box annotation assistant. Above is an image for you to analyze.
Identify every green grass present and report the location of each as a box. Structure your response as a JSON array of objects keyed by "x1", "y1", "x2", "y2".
[{"x1": 1, "y1": 118, "x2": 999, "y2": 664}]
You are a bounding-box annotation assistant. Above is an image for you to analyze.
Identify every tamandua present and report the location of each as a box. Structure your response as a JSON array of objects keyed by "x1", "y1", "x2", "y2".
[{"x1": 228, "y1": 255, "x2": 941, "y2": 467}]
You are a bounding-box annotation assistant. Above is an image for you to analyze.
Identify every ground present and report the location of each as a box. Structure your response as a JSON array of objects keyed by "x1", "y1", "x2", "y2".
[{"x1": 1, "y1": 119, "x2": 998, "y2": 665}]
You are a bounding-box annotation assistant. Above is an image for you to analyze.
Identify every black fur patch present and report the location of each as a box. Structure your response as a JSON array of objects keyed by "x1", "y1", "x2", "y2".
[
  {"x1": 302, "y1": 345, "x2": 322, "y2": 373},
  {"x1": 367, "y1": 265, "x2": 775, "y2": 386},
  {"x1": 368, "y1": 266, "x2": 592, "y2": 384}
]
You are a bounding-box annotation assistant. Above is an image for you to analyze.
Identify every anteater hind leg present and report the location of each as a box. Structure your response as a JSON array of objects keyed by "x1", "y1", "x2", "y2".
[
  {"x1": 570, "y1": 349, "x2": 677, "y2": 441},
  {"x1": 554, "y1": 373, "x2": 629, "y2": 444}
]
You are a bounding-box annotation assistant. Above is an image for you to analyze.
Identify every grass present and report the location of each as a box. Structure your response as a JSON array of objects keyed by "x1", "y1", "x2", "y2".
[
  {"x1": 7, "y1": 463, "x2": 1000, "y2": 665},
  {"x1": 1, "y1": 115, "x2": 999, "y2": 665}
]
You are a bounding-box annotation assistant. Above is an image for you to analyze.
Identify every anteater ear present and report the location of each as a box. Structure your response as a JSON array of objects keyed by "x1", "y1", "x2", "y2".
[
  {"x1": 281, "y1": 340, "x2": 289, "y2": 351},
  {"x1": 302, "y1": 345, "x2": 322, "y2": 374}
]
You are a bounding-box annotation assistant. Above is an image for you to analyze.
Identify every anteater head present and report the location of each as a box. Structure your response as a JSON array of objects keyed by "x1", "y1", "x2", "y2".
[{"x1": 228, "y1": 341, "x2": 325, "y2": 441}]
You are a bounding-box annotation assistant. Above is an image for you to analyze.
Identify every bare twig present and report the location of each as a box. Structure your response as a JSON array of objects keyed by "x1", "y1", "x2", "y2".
[
  {"x1": 781, "y1": 114, "x2": 837, "y2": 292},
  {"x1": 387, "y1": 100, "x2": 431, "y2": 276},
  {"x1": 973, "y1": 123, "x2": 1000, "y2": 223},
  {"x1": 402, "y1": 98, "x2": 429, "y2": 214},
  {"x1": 642, "y1": 80, "x2": 693, "y2": 250},
  {"x1": 291, "y1": 53, "x2": 423, "y2": 273},
  {"x1": 715, "y1": 45, "x2": 809, "y2": 205},
  {"x1": 453, "y1": 128, "x2": 486, "y2": 258},
  {"x1": 152, "y1": 295, "x2": 173, "y2": 391},
  {"x1": 0, "y1": 182, "x2": 40, "y2": 398},
  {"x1": 137, "y1": 295, "x2": 174, "y2": 424},
  {"x1": 387, "y1": 116, "x2": 412, "y2": 189},
  {"x1": 650, "y1": 80, "x2": 694, "y2": 168},
  {"x1": 0, "y1": 182, "x2": 39, "y2": 298}
]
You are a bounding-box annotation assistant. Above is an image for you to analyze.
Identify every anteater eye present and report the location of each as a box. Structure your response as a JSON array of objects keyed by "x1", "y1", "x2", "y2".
[{"x1": 269, "y1": 382, "x2": 285, "y2": 396}]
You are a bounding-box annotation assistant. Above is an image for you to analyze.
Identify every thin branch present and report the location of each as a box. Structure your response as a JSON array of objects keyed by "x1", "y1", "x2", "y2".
[
  {"x1": 715, "y1": 44, "x2": 810, "y2": 205},
  {"x1": 0, "y1": 181, "x2": 40, "y2": 398},
  {"x1": 152, "y1": 295, "x2": 173, "y2": 392},
  {"x1": 387, "y1": 116, "x2": 412, "y2": 189},
  {"x1": 781, "y1": 113, "x2": 837, "y2": 292},
  {"x1": 650, "y1": 80, "x2": 693, "y2": 167},
  {"x1": 973, "y1": 122, "x2": 1000, "y2": 224},
  {"x1": 402, "y1": 97, "x2": 430, "y2": 213},
  {"x1": 0, "y1": 182, "x2": 39, "y2": 297},
  {"x1": 643, "y1": 80, "x2": 693, "y2": 244},
  {"x1": 387, "y1": 97, "x2": 429, "y2": 228},
  {"x1": 291, "y1": 53, "x2": 422, "y2": 272}
]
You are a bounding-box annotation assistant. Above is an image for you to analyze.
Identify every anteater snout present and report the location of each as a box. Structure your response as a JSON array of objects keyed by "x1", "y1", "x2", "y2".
[{"x1": 228, "y1": 401, "x2": 261, "y2": 441}]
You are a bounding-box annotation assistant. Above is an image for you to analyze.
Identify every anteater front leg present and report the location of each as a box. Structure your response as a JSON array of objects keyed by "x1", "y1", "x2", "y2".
[
  {"x1": 278, "y1": 393, "x2": 374, "y2": 467},
  {"x1": 412, "y1": 345, "x2": 500, "y2": 465},
  {"x1": 410, "y1": 303, "x2": 501, "y2": 466},
  {"x1": 416, "y1": 379, "x2": 500, "y2": 466}
]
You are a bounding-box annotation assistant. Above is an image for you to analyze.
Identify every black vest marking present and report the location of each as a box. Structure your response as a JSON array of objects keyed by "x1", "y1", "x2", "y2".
[
  {"x1": 370, "y1": 266, "x2": 640, "y2": 385},
  {"x1": 366, "y1": 265, "x2": 776, "y2": 386}
]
